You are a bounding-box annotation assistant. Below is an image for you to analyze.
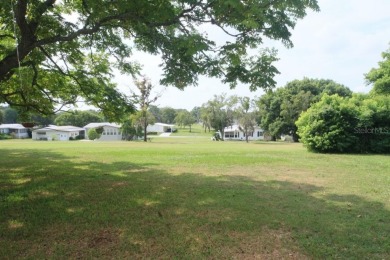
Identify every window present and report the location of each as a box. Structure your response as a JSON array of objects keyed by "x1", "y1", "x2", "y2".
[{"x1": 225, "y1": 132, "x2": 234, "y2": 138}]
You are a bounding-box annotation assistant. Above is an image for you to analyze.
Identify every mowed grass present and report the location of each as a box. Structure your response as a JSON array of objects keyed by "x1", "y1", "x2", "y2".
[
  {"x1": 170, "y1": 123, "x2": 213, "y2": 137},
  {"x1": 0, "y1": 138, "x2": 389, "y2": 259}
]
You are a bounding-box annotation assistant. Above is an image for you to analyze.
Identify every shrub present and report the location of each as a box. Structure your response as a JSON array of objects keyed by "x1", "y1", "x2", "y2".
[
  {"x1": 296, "y1": 94, "x2": 390, "y2": 153},
  {"x1": 88, "y1": 128, "x2": 101, "y2": 140},
  {"x1": 0, "y1": 134, "x2": 11, "y2": 140}
]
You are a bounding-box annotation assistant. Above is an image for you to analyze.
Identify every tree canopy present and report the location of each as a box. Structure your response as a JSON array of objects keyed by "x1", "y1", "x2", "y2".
[
  {"x1": 175, "y1": 110, "x2": 196, "y2": 132},
  {"x1": 256, "y1": 78, "x2": 352, "y2": 141},
  {"x1": 202, "y1": 94, "x2": 237, "y2": 139},
  {"x1": 0, "y1": 0, "x2": 319, "y2": 118},
  {"x1": 365, "y1": 45, "x2": 390, "y2": 95},
  {"x1": 237, "y1": 97, "x2": 257, "y2": 143},
  {"x1": 54, "y1": 110, "x2": 104, "y2": 127}
]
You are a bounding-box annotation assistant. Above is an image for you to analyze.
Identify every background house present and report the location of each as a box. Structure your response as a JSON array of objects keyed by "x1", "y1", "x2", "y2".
[
  {"x1": 0, "y1": 124, "x2": 29, "y2": 139},
  {"x1": 32, "y1": 125, "x2": 85, "y2": 141},
  {"x1": 223, "y1": 125, "x2": 264, "y2": 141},
  {"x1": 147, "y1": 123, "x2": 175, "y2": 133},
  {"x1": 84, "y1": 122, "x2": 122, "y2": 141}
]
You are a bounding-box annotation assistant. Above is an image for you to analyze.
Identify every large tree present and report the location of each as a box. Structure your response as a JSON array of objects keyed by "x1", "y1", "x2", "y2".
[
  {"x1": 203, "y1": 94, "x2": 237, "y2": 140},
  {"x1": 3, "y1": 107, "x2": 18, "y2": 123},
  {"x1": 237, "y1": 97, "x2": 257, "y2": 143},
  {"x1": 175, "y1": 110, "x2": 196, "y2": 132},
  {"x1": 0, "y1": 0, "x2": 319, "y2": 118},
  {"x1": 365, "y1": 45, "x2": 390, "y2": 95},
  {"x1": 148, "y1": 105, "x2": 162, "y2": 123},
  {"x1": 256, "y1": 78, "x2": 352, "y2": 141},
  {"x1": 160, "y1": 107, "x2": 177, "y2": 124},
  {"x1": 54, "y1": 110, "x2": 104, "y2": 127}
]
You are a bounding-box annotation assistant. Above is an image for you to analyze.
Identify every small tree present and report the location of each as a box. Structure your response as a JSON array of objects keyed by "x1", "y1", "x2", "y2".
[
  {"x1": 121, "y1": 118, "x2": 137, "y2": 140},
  {"x1": 130, "y1": 111, "x2": 156, "y2": 139},
  {"x1": 131, "y1": 77, "x2": 160, "y2": 142}
]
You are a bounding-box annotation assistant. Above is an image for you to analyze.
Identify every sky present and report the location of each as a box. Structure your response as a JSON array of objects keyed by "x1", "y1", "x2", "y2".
[{"x1": 113, "y1": 0, "x2": 390, "y2": 110}]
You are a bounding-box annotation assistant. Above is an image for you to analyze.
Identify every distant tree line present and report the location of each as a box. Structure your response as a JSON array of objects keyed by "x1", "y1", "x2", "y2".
[
  {"x1": 0, "y1": 106, "x2": 104, "y2": 127},
  {"x1": 2, "y1": 45, "x2": 388, "y2": 152}
]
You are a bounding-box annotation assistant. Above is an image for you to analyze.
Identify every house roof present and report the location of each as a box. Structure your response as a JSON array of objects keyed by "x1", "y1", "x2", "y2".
[
  {"x1": 153, "y1": 123, "x2": 175, "y2": 127},
  {"x1": 224, "y1": 124, "x2": 263, "y2": 132},
  {"x1": 0, "y1": 124, "x2": 26, "y2": 130},
  {"x1": 224, "y1": 125, "x2": 241, "y2": 132},
  {"x1": 33, "y1": 125, "x2": 85, "y2": 132},
  {"x1": 83, "y1": 122, "x2": 121, "y2": 129}
]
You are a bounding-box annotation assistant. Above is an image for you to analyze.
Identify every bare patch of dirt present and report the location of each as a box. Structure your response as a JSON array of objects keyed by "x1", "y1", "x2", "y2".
[
  {"x1": 226, "y1": 228, "x2": 310, "y2": 260},
  {"x1": 87, "y1": 228, "x2": 120, "y2": 248}
]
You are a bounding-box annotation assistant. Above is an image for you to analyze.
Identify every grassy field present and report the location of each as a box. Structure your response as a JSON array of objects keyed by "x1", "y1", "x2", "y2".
[
  {"x1": 1, "y1": 138, "x2": 389, "y2": 259},
  {"x1": 170, "y1": 123, "x2": 213, "y2": 137}
]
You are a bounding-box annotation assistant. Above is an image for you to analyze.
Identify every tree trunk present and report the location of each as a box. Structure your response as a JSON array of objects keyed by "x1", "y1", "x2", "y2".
[
  {"x1": 143, "y1": 121, "x2": 147, "y2": 142},
  {"x1": 220, "y1": 127, "x2": 224, "y2": 141}
]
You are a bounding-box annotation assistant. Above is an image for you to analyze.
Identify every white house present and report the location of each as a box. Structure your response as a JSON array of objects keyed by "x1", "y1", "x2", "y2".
[
  {"x1": 0, "y1": 124, "x2": 29, "y2": 139},
  {"x1": 84, "y1": 122, "x2": 122, "y2": 141},
  {"x1": 146, "y1": 123, "x2": 175, "y2": 133},
  {"x1": 32, "y1": 125, "x2": 85, "y2": 141},
  {"x1": 223, "y1": 124, "x2": 264, "y2": 141}
]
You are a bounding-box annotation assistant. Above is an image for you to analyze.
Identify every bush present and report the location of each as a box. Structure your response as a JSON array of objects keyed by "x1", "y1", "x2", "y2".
[
  {"x1": 0, "y1": 134, "x2": 11, "y2": 140},
  {"x1": 296, "y1": 94, "x2": 390, "y2": 153},
  {"x1": 88, "y1": 128, "x2": 101, "y2": 140},
  {"x1": 147, "y1": 132, "x2": 158, "y2": 135}
]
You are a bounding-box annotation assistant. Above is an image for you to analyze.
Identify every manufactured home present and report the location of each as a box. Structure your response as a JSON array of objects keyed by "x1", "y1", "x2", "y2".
[
  {"x1": 84, "y1": 122, "x2": 122, "y2": 141},
  {"x1": 0, "y1": 124, "x2": 29, "y2": 139},
  {"x1": 32, "y1": 125, "x2": 85, "y2": 141},
  {"x1": 146, "y1": 123, "x2": 175, "y2": 133},
  {"x1": 223, "y1": 125, "x2": 264, "y2": 141}
]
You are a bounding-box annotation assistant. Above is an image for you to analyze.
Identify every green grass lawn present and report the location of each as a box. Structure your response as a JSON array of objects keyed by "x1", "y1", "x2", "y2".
[
  {"x1": 1, "y1": 138, "x2": 389, "y2": 259},
  {"x1": 170, "y1": 123, "x2": 214, "y2": 137}
]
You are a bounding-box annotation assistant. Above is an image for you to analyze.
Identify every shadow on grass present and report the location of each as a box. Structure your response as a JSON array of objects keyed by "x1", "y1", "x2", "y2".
[{"x1": 0, "y1": 149, "x2": 389, "y2": 259}]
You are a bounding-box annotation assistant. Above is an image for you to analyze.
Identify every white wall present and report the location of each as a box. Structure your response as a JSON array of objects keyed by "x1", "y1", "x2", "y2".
[
  {"x1": 32, "y1": 130, "x2": 80, "y2": 141},
  {"x1": 224, "y1": 128, "x2": 264, "y2": 141},
  {"x1": 86, "y1": 126, "x2": 122, "y2": 141}
]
